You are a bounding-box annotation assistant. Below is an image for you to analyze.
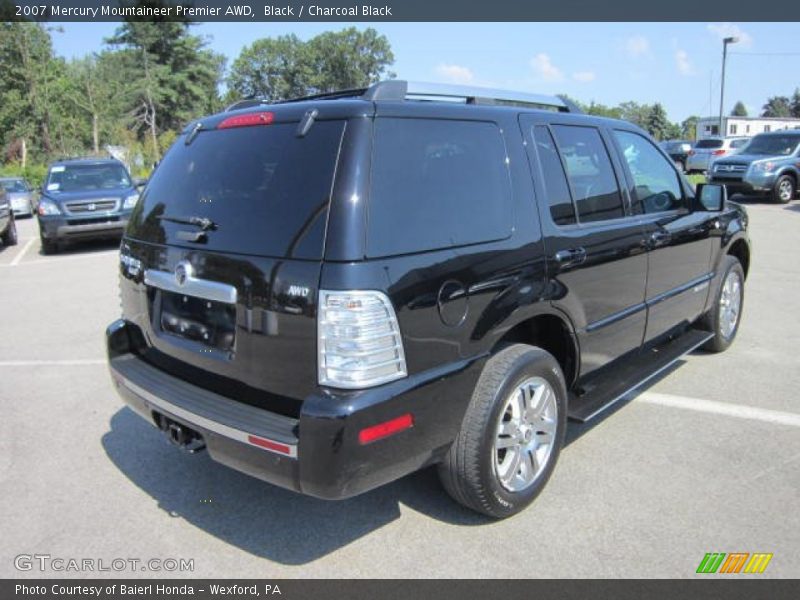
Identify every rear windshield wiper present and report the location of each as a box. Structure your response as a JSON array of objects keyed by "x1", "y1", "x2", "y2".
[{"x1": 157, "y1": 215, "x2": 217, "y2": 231}]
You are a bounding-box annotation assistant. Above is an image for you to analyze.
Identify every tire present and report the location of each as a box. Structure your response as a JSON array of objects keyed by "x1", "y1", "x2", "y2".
[
  {"x1": 2, "y1": 215, "x2": 18, "y2": 246},
  {"x1": 772, "y1": 174, "x2": 795, "y2": 204},
  {"x1": 40, "y1": 233, "x2": 59, "y2": 255},
  {"x1": 438, "y1": 344, "x2": 567, "y2": 518},
  {"x1": 702, "y1": 255, "x2": 745, "y2": 353}
]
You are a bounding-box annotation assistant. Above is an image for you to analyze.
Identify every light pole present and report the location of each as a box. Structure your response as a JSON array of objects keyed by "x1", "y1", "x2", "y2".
[{"x1": 719, "y1": 36, "x2": 739, "y2": 137}]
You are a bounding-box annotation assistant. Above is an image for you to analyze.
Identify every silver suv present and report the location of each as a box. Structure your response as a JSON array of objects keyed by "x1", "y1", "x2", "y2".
[{"x1": 686, "y1": 137, "x2": 749, "y2": 173}]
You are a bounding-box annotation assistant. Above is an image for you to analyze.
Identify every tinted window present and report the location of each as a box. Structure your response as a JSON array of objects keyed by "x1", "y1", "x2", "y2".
[
  {"x1": 532, "y1": 125, "x2": 575, "y2": 226},
  {"x1": 127, "y1": 121, "x2": 344, "y2": 259},
  {"x1": 46, "y1": 163, "x2": 131, "y2": 193},
  {"x1": 695, "y1": 139, "x2": 724, "y2": 149},
  {"x1": 614, "y1": 130, "x2": 685, "y2": 214},
  {"x1": 730, "y1": 138, "x2": 749, "y2": 149},
  {"x1": 367, "y1": 118, "x2": 512, "y2": 257},
  {"x1": 551, "y1": 125, "x2": 624, "y2": 223}
]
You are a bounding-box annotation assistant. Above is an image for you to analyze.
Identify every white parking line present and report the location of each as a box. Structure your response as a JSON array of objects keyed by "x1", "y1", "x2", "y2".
[
  {"x1": 634, "y1": 392, "x2": 800, "y2": 428},
  {"x1": 9, "y1": 237, "x2": 36, "y2": 266},
  {"x1": 0, "y1": 249, "x2": 118, "y2": 267},
  {"x1": 0, "y1": 359, "x2": 106, "y2": 367}
]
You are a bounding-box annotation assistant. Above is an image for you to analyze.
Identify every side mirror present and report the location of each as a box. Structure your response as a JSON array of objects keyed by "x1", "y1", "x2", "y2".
[
  {"x1": 696, "y1": 183, "x2": 727, "y2": 211},
  {"x1": 133, "y1": 177, "x2": 148, "y2": 189}
]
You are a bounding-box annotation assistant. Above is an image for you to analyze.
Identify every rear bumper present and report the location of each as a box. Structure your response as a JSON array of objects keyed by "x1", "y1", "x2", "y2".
[
  {"x1": 106, "y1": 319, "x2": 484, "y2": 500},
  {"x1": 39, "y1": 214, "x2": 128, "y2": 241}
]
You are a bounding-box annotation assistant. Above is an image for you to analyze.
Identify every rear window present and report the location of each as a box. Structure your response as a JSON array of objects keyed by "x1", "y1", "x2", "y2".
[
  {"x1": 695, "y1": 139, "x2": 724, "y2": 149},
  {"x1": 1, "y1": 179, "x2": 30, "y2": 193},
  {"x1": 367, "y1": 118, "x2": 513, "y2": 257},
  {"x1": 127, "y1": 121, "x2": 344, "y2": 259}
]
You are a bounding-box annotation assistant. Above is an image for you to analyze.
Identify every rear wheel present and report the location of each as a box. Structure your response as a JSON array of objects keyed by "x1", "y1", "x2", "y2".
[
  {"x1": 438, "y1": 344, "x2": 567, "y2": 518},
  {"x1": 772, "y1": 174, "x2": 795, "y2": 204},
  {"x1": 702, "y1": 256, "x2": 744, "y2": 353},
  {"x1": 2, "y1": 215, "x2": 18, "y2": 246}
]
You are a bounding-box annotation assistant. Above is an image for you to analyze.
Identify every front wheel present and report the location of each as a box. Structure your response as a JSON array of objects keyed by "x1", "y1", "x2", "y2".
[
  {"x1": 438, "y1": 344, "x2": 567, "y2": 518},
  {"x1": 2, "y1": 215, "x2": 18, "y2": 246},
  {"x1": 702, "y1": 256, "x2": 745, "y2": 353},
  {"x1": 772, "y1": 174, "x2": 795, "y2": 204}
]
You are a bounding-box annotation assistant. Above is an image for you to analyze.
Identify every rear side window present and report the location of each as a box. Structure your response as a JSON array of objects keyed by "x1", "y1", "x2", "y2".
[
  {"x1": 532, "y1": 125, "x2": 576, "y2": 226},
  {"x1": 127, "y1": 121, "x2": 344, "y2": 259},
  {"x1": 695, "y1": 139, "x2": 724, "y2": 149},
  {"x1": 551, "y1": 125, "x2": 624, "y2": 223},
  {"x1": 367, "y1": 118, "x2": 513, "y2": 257}
]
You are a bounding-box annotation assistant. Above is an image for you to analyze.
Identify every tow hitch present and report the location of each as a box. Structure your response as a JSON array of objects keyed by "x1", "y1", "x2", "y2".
[{"x1": 155, "y1": 413, "x2": 206, "y2": 453}]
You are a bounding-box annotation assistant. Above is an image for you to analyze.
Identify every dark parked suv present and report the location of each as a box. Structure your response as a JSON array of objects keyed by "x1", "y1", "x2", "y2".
[
  {"x1": 37, "y1": 157, "x2": 140, "y2": 254},
  {"x1": 107, "y1": 81, "x2": 751, "y2": 518}
]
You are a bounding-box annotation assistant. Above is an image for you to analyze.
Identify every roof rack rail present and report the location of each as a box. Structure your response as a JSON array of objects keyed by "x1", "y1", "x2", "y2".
[
  {"x1": 53, "y1": 154, "x2": 117, "y2": 162},
  {"x1": 225, "y1": 81, "x2": 582, "y2": 113},
  {"x1": 363, "y1": 80, "x2": 580, "y2": 113}
]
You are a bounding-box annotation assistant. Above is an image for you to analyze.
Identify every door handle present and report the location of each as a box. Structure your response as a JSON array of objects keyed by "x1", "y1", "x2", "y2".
[
  {"x1": 554, "y1": 247, "x2": 587, "y2": 266},
  {"x1": 649, "y1": 231, "x2": 672, "y2": 246}
]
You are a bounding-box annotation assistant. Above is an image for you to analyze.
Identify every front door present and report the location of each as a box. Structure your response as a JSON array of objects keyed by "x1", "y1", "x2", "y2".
[{"x1": 610, "y1": 128, "x2": 715, "y2": 342}]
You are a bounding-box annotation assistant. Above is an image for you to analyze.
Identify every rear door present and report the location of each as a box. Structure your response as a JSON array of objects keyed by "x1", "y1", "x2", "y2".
[
  {"x1": 520, "y1": 115, "x2": 649, "y2": 376},
  {"x1": 610, "y1": 128, "x2": 715, "y2": 342},
  {"x1": 120, "y1": 115, "x2": 346, "y2": 415}
]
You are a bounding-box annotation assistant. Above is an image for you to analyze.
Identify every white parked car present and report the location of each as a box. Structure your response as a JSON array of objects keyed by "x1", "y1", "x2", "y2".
[{"x1": 686, "y1": 137, "x2": 749, "y2": 173}]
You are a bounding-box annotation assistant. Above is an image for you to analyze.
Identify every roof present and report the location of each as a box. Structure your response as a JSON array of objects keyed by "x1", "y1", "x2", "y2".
[{"x1": 49, "y1": 157, "x2": 123, "y2": 167}]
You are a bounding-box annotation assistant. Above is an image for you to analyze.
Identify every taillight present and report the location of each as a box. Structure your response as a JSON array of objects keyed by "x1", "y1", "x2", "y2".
[
  {"x1": 318, "y1": 290, "x2": 407, "y2": 389},
  {"x1": 217, "y1": 111, "x2": 274, "y2": 129},
  {"x1": 688, "y1": 149, "x2": 695, "y2": 156},
  {"x1": 712, "y1": 149, "x2": 726, "y2": 155}
]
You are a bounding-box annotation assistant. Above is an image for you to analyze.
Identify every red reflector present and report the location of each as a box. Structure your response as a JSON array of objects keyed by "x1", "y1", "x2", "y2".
[
  {"x1": 712, "y1": 149, "x2": 726, "y2": 155},
  {"x1": 358, "y1": 413, "x2": 414, "y2": 445},
  {"x1": 218, "y1": 111, "x2": 275, "y2": 129},
  {"x1": 247, "y1": 435, "x2": 291, "y2": 455}
]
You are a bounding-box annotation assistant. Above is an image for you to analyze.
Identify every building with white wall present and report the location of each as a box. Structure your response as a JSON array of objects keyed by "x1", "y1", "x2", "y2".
[{"x1": 696, "y1": 116, "x2": 800, "y2": 140}]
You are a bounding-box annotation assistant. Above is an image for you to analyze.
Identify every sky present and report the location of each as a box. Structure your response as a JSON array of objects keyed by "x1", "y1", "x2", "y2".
[{"x1": 49, "y1": 21, "x2": 800, "y2": 123}]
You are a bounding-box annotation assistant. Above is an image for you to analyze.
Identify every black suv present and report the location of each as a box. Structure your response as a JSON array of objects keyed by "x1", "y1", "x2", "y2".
[
  {"x1": 107, "y1": 81, "x2": 751, "y2": 518},
  {"x1": 37, "y1": 158, "x2": 140, "y2": 254}
]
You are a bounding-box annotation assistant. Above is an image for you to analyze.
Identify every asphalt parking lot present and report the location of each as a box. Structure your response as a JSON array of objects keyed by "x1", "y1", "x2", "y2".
[{"x1": 1, "y1": 201, "x2": 798, "y2": 579}]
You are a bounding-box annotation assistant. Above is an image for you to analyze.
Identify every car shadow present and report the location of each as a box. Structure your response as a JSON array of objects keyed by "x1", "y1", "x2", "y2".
[
  {"x1": 103, "y1": 349, "x2": 702, "y2": 563},
  {"x1": 102, "y1": 407, "x2": 490, "y2": 565},
  {"x1": 38, "y1": 237, "x2": 121, "y2": 256}
]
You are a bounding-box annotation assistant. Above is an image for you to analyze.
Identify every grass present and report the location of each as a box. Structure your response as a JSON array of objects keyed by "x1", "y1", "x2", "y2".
[{"x1": 686, "y1": 173, "x2": 707, "y2": 188}]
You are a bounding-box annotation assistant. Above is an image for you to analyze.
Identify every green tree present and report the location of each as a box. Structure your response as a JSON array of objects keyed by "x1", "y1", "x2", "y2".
[
  {"x1": 228, "y1": 27, "x2": 394, "y2": 102},
  {"x1": 618, "y1": 101, "x2": 652, "y2": 129},
  {"x1": 730, "y1": 101, "x2": 748, "y2": 117},
  {"x1": 645, "y1": 103, "x2": 669, "y2": 140},
  {"x1": 791, "y1": 89, "x2": 800, "y2": 118},
  {"x1": 0, "y1": 22, "x2": 62, "y2": 162},
  {"x1": 681, "y1": 115, "x2": 699, "y2": 140},
  {"x1": 761, "y1": 96, "x2": 792, "y2": 118},
  {"x1": 584, "y1": 101, "x2": 622, "y2": 119},
  {"x1": 305, "y1": 27, "x2": 395, "y2": 93},
  {"x1": 105, "y1": 14, "x2": 224, "y2": 156},
  {"x1": 227, "y1": 34, "x2": 311, "y2": 102}
]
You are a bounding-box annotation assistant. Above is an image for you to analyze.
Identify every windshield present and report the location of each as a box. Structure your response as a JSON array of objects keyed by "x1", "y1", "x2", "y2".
[
  {"x1": 695, "y1": 139, "x2": 724, "y2": 149},
  {"x1": 1, "y1": 179, "x2": 29, "y2": 193},
  {"x1": 46, "y1": 163, "x2": 131, "y2": 193},
  {"x1": 740, "y1": 135, "x2": 800, "y2": 156}
]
